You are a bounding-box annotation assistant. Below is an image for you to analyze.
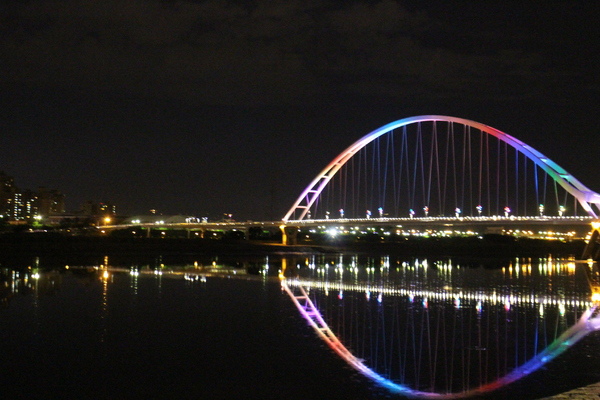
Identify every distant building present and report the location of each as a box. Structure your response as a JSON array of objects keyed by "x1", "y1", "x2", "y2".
[
  {"x1": 0, "y1": 171, "x2": 16, "y2": 217},
  {"x1": 20, "y1": 189, "x2": 38, "y2": 218},
  {"x1": 78, "y1": 200, "x2": 118, "y2": 226},
  {"x1": 80, "y1": 201, "x2": 116, "y2": 217},
  {"x1": 37, "y1": 187, "x2": 66, "y2": 217},
  {"x1": 0, "y1": 171, "x2": 65, "y2": 221}
]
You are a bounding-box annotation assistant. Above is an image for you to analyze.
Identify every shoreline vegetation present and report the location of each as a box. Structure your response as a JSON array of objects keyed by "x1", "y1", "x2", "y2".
[{"x1": 0, "y1": 232, "x2": 586, "y2": 261}]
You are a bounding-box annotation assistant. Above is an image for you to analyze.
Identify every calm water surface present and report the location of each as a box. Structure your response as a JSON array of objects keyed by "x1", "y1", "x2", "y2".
[{"x1": 2, "y1": 254, "x2": 600, "y2": 399}]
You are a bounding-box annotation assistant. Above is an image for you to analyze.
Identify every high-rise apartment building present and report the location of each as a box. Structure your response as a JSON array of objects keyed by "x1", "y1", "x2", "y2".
[
  {"x1": 37, "y1": 187, "x2": 65, "y2": 216},
  {"x1": 0, "y1": 171, "x2": 16, "y2": 217},
  {"x1": 80, "y1": 200, "x2": 116, "y2": 216},
  {"x1": 0, "y1": 171, "x2": 65, "y2": 220}
]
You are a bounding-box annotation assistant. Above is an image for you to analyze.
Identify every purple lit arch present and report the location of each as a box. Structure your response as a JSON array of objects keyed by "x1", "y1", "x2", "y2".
[{"x1": 283, "y1": 115, "x2": 600, "y2": 221}]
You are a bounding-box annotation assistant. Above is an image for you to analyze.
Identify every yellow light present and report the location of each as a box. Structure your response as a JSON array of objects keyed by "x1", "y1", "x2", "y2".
[
  {"x1": 592, "y1": 221, "x2": 600, "y2": 230},
  {"x1": 104, "y1": 217, "x2": 111, "y2": 224}
]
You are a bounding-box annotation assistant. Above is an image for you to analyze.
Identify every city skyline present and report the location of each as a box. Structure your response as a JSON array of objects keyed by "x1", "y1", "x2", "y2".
[
  {"x1": 1, "y1": 2, "x2": 598, "y2": 220},
  {"x1": 0, "y1": 170, "x2": 65, "y2": 220}
]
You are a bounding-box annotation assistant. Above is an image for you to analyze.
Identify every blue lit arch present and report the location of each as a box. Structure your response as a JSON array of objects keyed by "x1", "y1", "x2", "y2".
[{"x1": 283, "y1": 115, "x2": 600, "y2": 221}]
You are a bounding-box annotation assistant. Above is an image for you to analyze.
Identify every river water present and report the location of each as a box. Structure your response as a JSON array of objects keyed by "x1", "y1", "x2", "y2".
[{"x1": 2, "y1": 253, "x2": 600, "y2": 399}]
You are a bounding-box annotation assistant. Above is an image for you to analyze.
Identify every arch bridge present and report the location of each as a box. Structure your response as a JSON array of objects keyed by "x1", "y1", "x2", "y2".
[{"x1": 282, "y1": 115, "x2": 600, "y2": 246}]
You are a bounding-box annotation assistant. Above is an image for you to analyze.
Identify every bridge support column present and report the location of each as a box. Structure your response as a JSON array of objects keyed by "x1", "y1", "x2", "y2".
[
  {"x1": 582, "y1": 221, "x2": 600, "y2": 260},
  {"x1": 146, "y1": 227, "x2": 152, "y2": 238},
  {"x1": 280, "y1": 225, "x2": 299, "y2": 245},
  {"x1": 279, "y1": 257, "x2": 299, "y2": 278}
]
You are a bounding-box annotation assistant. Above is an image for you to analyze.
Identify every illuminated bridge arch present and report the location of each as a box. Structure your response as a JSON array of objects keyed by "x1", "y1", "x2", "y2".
[
  {"x1": 283, "y1": 115, "x2": 600, "y2": 221},
  {"x1": 282, "y1": 279, "x2": 600, "y2": 398}
]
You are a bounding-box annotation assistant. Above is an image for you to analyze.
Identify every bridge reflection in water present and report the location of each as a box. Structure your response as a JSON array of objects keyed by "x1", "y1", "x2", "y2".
[{"x1": 281, "y1": 256, "x2": 600, "y2": 398}]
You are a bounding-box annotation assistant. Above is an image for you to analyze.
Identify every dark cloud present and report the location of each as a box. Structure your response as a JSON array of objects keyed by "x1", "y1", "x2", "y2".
[
  {"x1": 4, "y1": 1, "x2": 591, "y2": 107},
  {"x1": 1, "y1": 1, "x2": 317, "y2": 105}
]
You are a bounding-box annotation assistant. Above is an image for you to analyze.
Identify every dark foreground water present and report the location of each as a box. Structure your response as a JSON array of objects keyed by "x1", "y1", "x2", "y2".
[
  {"x1": 1, "y1": 266, "x2": 390, "y2": 399},
  {"x1": 2, "y1": 254, "x2": 600, "y2": 399}
]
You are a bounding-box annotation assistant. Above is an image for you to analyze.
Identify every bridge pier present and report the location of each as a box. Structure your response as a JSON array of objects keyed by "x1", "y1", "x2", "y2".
[
  {"x1": 279, "y1": 257, "x2": 299, "y2": 278},
  {"x1": 186, "y1": 228, "x2": 205, "y2": 239},
  {"x1": 280, "y1": 225, "x2": 299, "y2": 245},
  {"x1": 582, "y1": 222, "x2": 600, "y2": 260}
]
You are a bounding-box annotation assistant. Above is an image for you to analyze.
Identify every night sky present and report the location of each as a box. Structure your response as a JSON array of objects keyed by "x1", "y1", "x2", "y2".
[{"x1": 1, "y1": 1, "x2": 598, "y2": 221}]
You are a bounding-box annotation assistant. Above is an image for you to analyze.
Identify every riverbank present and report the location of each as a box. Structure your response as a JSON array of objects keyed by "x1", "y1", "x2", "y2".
[{"x1": 0, "y1": 232, "x2": 587, "y2": 260}]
